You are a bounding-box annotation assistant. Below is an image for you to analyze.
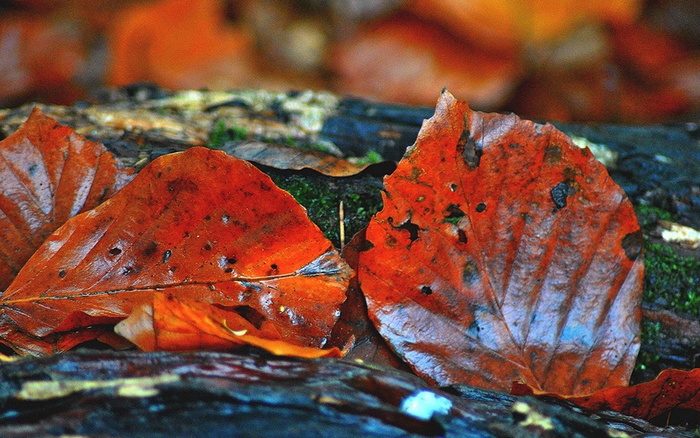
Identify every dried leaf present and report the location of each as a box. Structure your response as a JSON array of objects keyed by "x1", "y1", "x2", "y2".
[
  {"x1": 0, "y1": 147, "x2": 351, "y2": 355},
  {"x1": 224, "y1": 142, "x2": 372, "y2": 177},
  {"x1": 357, "y1": 91, "x2": 644, "y2": 395},
  {"x1": 512, "y1": 368, "x2": 700, "y2": 422},
  {"x1": 0, "y1": 108, "x2": 132, "y2": 290},
  {"x1": 116, "y1": 293, "x2": 343, "y2": 358}
]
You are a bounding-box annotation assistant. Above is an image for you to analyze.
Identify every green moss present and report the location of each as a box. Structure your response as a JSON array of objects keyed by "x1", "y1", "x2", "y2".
[
  {"x1": 267, "y1": 172, "x2": 383, "y2": 247},
  {"x1": 635, "y1": 204, "x2": 672, "y2": 228},
  {"x1": 643, "y1": 238, "x2": 700, "y2": 317},
  {"x1": 634, "y1": 321, "x2": 661, "y2": 373},
  {"x1": 353, "y1": 150, "x2": 383, "y2": 165},
  {"x1": 209, "y1": 121, "x2": 248, "y2": 148}
]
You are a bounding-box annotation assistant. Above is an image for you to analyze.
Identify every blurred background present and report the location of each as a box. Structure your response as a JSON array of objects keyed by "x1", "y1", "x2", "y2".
[{"x1": 0, "y1": 0, "x2": 698, "y2": 123}]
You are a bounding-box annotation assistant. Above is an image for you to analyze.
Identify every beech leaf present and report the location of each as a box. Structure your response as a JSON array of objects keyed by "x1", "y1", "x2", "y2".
[
  {"x1": 357, "y1": 91, "x2": 644, "y2": 395},
  {"x1": 0, "y1": 147, "x2": 351, "y2": 355},
  {"x1": 116, "y1": 292, "x2": 343, "y2": 358},
  {"x1": 512, "y1": 368, "x2": 700, "y2": 422},
  {"x1": 0, "y1": 108, "x2": 133, "y2": 290}
]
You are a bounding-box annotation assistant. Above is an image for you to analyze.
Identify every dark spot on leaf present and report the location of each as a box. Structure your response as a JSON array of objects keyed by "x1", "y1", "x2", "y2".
[
  {"x1": 122, "y1": 266, "x2": 134, "y2": 276},
  {"x1": 621, "y1": 230, "x2": 643, "y2": 261},
  {"x1": 224, "y1": 268, "x2": 233, "y2": 273},
  {"x1": 544, "y1": 144, "x2": 562, "y2": 163},
  {"x1": 476, "y1": 203, "x2": 486, "y2": 213},
  {"x1": 466, "y1": 320, "x2": 481, "y2": 338},
  {"x1": 204, "y1": 215, "x2": 211, "y2": 220},
  {"x1": 463, "y1": 260, "x2": 480, "y2": 284},
  {"x1": 450, "y1": 183, "x2": 458, "y2": 192},
  {"x1": 109, "y1": 247, "x2": 122, "y2": 256},
  {"x1": 203, "y1": 243, "x2": 212, "y2": 251},
  {"x1": 58, "y1": 269, "x2": 66, "y2": 278},
  {"x1": 508, "y1": 142, "x2": 520, "y2": 149},
  {"x1": 461, "y1": 135, "x2": 482, "y2": 170},
  {"x1": 550, "y1": 180, "x2": 575, "y2": 209},
  {"x1": 166, "y1": 177, "x2": 198, "y2": 193},
  {"x1": 227, "y1": 257, "x2": 237, "y2": 264},
  {"x1": 162, "y1": 250, "x2": 172, "y2": 263},
  {"x1": 458, "y1": 229, "x2": 468, "y2": 244},
  {"x1": 142, "y1": 241, "x2": 158, "y2": 257},
  {"x1": 420, "y1": 285, "x2": 433, "y2": 295},
  {"x1": 27, "y1": 163, "x2": 38, "y2": 176},
  {"x1": 259, "y1": 182, "x2": 272, "y2": 191}
]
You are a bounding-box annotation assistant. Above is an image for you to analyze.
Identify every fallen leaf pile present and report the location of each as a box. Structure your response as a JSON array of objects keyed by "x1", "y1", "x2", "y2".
[{"x1": 0, "y1": 93, "x2": 698, "y2": 426}]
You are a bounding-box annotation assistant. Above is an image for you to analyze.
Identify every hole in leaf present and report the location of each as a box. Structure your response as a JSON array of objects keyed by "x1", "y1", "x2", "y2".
[
  {"x1": 444, "y1": 204, "x2": 465, "y2": 225},
  {"x1": 220, "y1": 305, "x2": 267, "y2": 329},
  {"x1": 457, "y1": 229, "x2": 468, "y2": 244},
  {"x1": 550, "y1": 180, "x2": 575, "y2": 209},
  {"x1": 162, "y1": 250, "x2": 172, "y2": 263},
  {"x1": 420, "y1": 285, "x2": 433, "y2": 295},
  {"x1": 475, "y1": 203, "x2": 486, "y2": 213},
  {"x1": 621, "y1": 230, "x2": 643, "y2": 261},
  {"x1": 109, "y1": 247, "x2": 122, "y2": 256}
]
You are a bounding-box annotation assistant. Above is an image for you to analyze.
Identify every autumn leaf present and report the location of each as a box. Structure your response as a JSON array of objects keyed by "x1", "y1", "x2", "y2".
[
  {"x1": 107, "y1": 0, "x2": 255, "y2": 90},
  {"x1": 116, "y1": 292, "x2": 343, "y2": 358},
  {"x1": 512, "y1": 368, "x2": 700, "y2": 422},
  {"x1": 357, "y1": 90, "x2": 644, "y2": 395},
  {"x1": 0, "y1": 146, "x2": 352, "y2": 355},
  {"x1": 0, "y1": 107, "x2": 132, "y2": 290},
  {"x1": 224, "y1": 142, "x2": 373, "y2": 177}
]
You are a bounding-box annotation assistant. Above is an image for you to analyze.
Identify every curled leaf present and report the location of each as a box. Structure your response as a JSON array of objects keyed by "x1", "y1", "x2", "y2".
[
  {"x1": 358, "y1": 91, "x2": 643, "y2": 395},
  {"x1": 116, "y1": 293, "x2": 343, "y2": 358},
  {"x1": 0, "y1": 147, "x2": 351, "y2": 355},
  {"x1": 512, "y1": 368, "x2": 700, "y2": 422}
]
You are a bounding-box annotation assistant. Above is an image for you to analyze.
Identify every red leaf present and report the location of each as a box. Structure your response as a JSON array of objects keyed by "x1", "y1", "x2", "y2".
[
  {"x1": 115, "y1": 292, "x2": 343, "y2": 358},
  {"x1": 0, "y1": 108, "x2": 132, "y2": 290},
  {"x1": 0, "y1": 147, "x2": 351, "y2": 355},
  {"x1": 512, "y1": 368, "x2": 700, "y2": 422},
  {"x1": 357, "y1": 90, "x2": 644, "y2": 395}
]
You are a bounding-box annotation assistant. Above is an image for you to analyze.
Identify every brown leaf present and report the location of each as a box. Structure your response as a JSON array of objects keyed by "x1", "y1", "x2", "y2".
[
  {"x1": 357, "y1": 90, "x2": 644, "y2": 395},
  {"x1": 512, "y1": 368, "x2": 700, "y2": 422},
  {"x1": 116, "y1": 292, "x2": 343, "y2": 358},
  {"x1": 225, "y1": 142, "x2": 372, "y2": 177},
  {"x1": 0, "y1": 108, "x2": 132, "y2": 290},
  {"x1": 0, "y1": 147, "x2": 352, "y2": 355}
]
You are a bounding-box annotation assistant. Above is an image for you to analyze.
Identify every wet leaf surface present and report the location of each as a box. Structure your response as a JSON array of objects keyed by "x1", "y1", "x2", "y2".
[
  {"x1": 513, "y1": 368, "x2": 700, "y2": 424},
  {"x1": 0, "y1": 147, "x2": 351, "y2": 355},
  {"x1": 0, "y1": 108, "x2": 133, "y2": 290},
  {"x1": 116, "y1": 292, "x2": 343, "y2": 358},
  {"x1": 358, "y1": 91, "x2": 644, "y2": 395}
]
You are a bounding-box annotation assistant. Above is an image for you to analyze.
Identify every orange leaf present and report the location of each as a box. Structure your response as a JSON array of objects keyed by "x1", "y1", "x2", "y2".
[
  {"x1": 0, "y1": 108, "x2": 132, "y2": 290},
  {"x1": 512, "y1": 368, "x2": 700, "y2": 422},
  {"x1": 0, "y1": 146, "x2": 351, "y2": 355},
  {"x1": 333, "y1": 13, "x2": 520, "y2": 109},
  {"x1": 107, "y1": 0, "x2": 254, "y2": 89},
  {"x1": 357, "y1": 90, "x2": 644, "y2": 395},
  {"x1": 116, "y1": 292, "x2": 342, "y2": 358}
]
